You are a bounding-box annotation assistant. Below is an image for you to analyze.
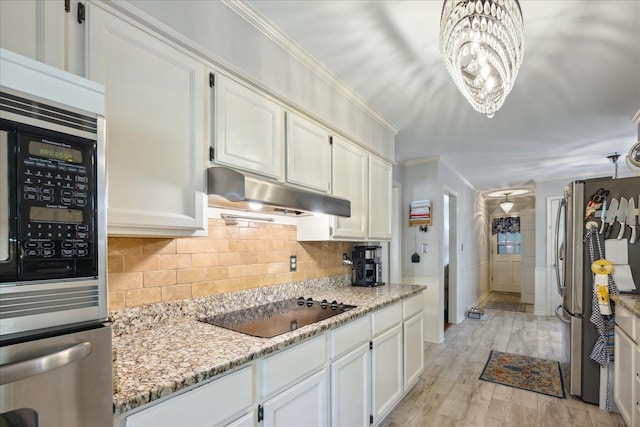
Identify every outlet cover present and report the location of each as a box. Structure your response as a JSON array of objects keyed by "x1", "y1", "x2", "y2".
[
  {"x1": 289, "y1": 255, "x2": 297, "y2": 272},
  {"x1": 422, "y1": 244, "x2": 428, "y2": 253}
]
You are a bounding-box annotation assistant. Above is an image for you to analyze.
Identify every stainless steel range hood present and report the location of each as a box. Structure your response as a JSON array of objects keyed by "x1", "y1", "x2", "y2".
[{"x1": 207, "y1": 167, "x2": 351, "y2": 217}]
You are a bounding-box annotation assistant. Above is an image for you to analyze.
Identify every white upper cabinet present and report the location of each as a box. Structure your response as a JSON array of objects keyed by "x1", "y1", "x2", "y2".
[
  {"x1": 214, "y1": 74, "x2": 284, "y2": 180},
  {"x1": 286, "y1": 112, "x2": 331, "y2": 193},
  {"x1": 88, "y1": 5, "x2": 206, "y2": 236},
  {"x1": 368, "y1": 155, "x2": 393, "y2": 240},
  {"x1": 0, "y1": 0, "x2": 84, "y2": 75},
  {"x1": 332, "y1": 137, "x2": 368, "y2": 239}
]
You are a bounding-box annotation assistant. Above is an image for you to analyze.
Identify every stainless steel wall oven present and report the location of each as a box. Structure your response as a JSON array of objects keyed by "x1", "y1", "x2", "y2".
[{"x1": 0, "y1": 48, "x2": 112, "y2": 427}]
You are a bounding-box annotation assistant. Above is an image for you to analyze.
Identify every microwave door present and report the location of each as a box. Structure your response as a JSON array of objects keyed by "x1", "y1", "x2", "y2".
[{"x1": 0, "y1": 128, "x2": 17, "y2": 282}]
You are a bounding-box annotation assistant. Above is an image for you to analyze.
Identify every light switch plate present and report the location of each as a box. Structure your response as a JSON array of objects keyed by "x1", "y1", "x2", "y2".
[{"x1": 422, "y1": 244, "x2": 428, "y2": 253}]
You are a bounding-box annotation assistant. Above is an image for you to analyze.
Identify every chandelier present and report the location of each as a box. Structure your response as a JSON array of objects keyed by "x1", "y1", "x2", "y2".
[{"x1": 440, "y1": 0, "x2": 524, "y2": 118}]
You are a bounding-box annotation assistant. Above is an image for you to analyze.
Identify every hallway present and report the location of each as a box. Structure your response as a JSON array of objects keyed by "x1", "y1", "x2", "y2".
[{"x1": 382, "y1": 293, "x2": 625, "y2": 426}]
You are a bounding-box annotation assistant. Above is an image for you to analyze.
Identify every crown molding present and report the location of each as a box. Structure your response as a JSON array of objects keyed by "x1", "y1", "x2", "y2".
[{"x1": 222, "y1": 0, "x2": 398, "y2": 136}]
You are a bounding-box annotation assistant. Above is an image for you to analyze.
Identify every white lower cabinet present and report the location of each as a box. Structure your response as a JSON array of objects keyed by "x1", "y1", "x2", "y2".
[
  {"x1": 226, "y1": 412, "x2": 256, "y2": 427},
  {"x1": 613, "y1": 305, "x2": 640, "y2": 427},
  {"x1": 331, "y1": 342, "x2": 371, "y2": 427},
  {"x1": 262, "y1": 368, "x2": 329, "y2": 427},
  {"x1": 125, "y1": 364, "x2": 256, "y2": 427},
  {"x1": 372, "y1": 324, "x2": 403, "y2": 424},
  {"x1": 403, "y1": 312, "x2": 424, "y2": 391}
]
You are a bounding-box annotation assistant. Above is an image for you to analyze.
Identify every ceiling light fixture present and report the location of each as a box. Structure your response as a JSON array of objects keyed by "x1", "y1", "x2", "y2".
[
  {"x1": 500, "y1": 193, "x2": 514, "y2": 214},
  {"x1": 439, "y1": 0, "x2": 524, "y2": 118}
]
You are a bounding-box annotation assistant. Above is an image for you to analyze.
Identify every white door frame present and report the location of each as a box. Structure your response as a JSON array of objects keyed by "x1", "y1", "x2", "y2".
[
  {"x1": 443, "y1": 186, "x2": 458, "y2": 325},
  {"x1": 489, "y1": 213, "x2": 522, "y2": 293}
]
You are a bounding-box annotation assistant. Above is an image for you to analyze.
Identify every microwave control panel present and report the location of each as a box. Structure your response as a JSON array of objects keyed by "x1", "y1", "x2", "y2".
[{"x1": 16, "y1": 130, "x2": 98, "y2": 279}]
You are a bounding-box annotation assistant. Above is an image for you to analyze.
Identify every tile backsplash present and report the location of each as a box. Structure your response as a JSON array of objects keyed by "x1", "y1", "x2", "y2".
[{"x1": 107, "y1": 219, "x2": 351, "y2": 309}]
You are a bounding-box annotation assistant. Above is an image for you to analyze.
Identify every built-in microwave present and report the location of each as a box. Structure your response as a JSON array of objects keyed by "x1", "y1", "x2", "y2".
[{"x1": 0, "y1": 87, "x2": 107, "y2": 340}]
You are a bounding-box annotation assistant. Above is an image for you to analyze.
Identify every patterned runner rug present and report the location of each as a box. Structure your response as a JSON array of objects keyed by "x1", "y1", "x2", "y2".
[{"x1": 480, "y1": 350, "x2": 565, "y2": 398}]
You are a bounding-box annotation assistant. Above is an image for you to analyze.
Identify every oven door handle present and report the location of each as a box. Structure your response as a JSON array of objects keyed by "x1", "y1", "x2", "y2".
[{"x1": 0, "y1": 341, "x2": 92, "y2": 385}]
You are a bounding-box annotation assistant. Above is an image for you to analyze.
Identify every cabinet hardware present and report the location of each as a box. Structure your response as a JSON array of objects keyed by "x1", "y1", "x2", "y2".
[
  {"x1": 369, "y1": 341, "x2": 373, "y2": 350},
  {"x1": 257, "y1": 405, "x2": 264, "y2": 422},
  {"x1": 209, "y1": 72, "x2": 215, "y2": 88},
  {"x1": 77, "y1": 2, "x2": 85, "y2": 24},
  {"x1": 209, "y1": 146, "x2": 215, "y2": 161},
  {"x1": 65, "y1": 0, "x2": 70, "y2": 13},
  {"x1": 370, "y1": 414, "x2": 374, "y2": 424},
  {"x1": 329, "y1": 136, "x2": 333, "y2": 145}
]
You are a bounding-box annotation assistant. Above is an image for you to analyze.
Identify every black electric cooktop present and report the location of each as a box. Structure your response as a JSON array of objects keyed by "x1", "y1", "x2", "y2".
[{"x1": 200, "y1": 297, "x2": 356, "y2": 338}]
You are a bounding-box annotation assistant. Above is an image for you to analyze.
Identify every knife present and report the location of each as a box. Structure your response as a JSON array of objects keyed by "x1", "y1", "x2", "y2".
[
  {"x1": 630, "y1": 197, "x2": 637, "y2": 244},
  {"x1": 603, "y1": 197, "x2": 618, "y2": 238},
  {"x1": 598, "y1": 200, "x2": 607, "y2": 233},
  {"x1": 616, "y1": 197, "x2": 628, "y2": 239}
]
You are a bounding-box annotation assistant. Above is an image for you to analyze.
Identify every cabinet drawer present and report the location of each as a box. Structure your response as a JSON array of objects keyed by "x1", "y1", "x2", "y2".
[
  {"x1": 616, "y1": 304, "x2": 634, "y2": 339},
  {"x1": 403, "y1": 293, "x2": 423, "y2": 320},
  {"x1": 126, "y1": 364, "x2": 256, "y2": 427},
  {"x1": 263, "y1": 334, "x2": 327, "y2": 398},
  {"x1": 331, "y1": 314, "x2": 371, "y2": 359},
  {"x1": 372, "y1": 302, "x2": 402, "y2": 336}
]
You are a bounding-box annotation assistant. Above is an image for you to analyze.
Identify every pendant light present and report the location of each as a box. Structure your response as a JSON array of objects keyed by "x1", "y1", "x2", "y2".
[{"x1": 500, "y1": 193, "x2": 514, "y2": 214}]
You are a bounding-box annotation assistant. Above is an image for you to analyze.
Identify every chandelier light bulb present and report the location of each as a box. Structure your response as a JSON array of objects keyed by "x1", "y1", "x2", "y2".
[{"x1": 440, "y1": 0, "x2": 524, "y2": 118}]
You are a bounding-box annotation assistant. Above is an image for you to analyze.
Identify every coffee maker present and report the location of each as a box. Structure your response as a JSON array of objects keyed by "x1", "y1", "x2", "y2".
[{"x1": 352, "y1": 245, "x2": 385, "y2": 287}]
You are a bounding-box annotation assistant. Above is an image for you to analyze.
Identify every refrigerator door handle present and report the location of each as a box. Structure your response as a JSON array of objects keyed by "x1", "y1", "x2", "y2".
[
  {"x1": 555, "y1": 198, "x2": 566, "y2": 296},
  {"x1": 555, "y1": 305, "x2": 571, "y2": 323},
  {"x1": 0, "y1": 341, "x2": 92, "y2": 385}
]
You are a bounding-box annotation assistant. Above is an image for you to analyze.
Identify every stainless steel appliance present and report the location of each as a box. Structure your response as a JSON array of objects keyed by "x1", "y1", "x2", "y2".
[
  {"x1": 200, "y1": 297, "x2": 356, "y2": 338},
  {"x1": 1, "y1": 49, "x2": 111, "y2": 427},
  {"x1": 555, "y1": 175, "x2": 640, "y2": 405},
  {"x1": 352, "y1": 245, "x2": 385, "y2": 287}
]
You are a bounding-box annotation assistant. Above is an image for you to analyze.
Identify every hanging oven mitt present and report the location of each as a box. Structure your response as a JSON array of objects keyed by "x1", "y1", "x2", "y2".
[{"x1": 591, "y1": 259, "x2": 613, "y2": 315}]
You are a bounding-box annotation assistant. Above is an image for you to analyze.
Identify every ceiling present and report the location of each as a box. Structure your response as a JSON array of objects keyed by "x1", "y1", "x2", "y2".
[{"x1": 246, "y1": 0, "x2": 640, "y2": 191}]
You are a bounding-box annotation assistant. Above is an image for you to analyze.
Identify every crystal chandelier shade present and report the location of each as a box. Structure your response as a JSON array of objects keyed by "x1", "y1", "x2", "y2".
[{"x1": 440, "y1": 0, "x2": 524, "y2": 118}]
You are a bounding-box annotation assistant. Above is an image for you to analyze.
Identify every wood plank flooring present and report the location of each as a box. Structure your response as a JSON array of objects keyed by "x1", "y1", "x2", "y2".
[{"x1": 381, "y1": 292, "x2": 625, "y2": 427}]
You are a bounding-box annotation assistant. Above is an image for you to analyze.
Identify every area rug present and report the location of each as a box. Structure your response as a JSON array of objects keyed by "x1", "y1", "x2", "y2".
[
  {"x1": 483, "y1": 300, "x2": 526, "y2": 312},
  {"x1": 479, "y1": 350, "x2": 565, "y2": 398}
]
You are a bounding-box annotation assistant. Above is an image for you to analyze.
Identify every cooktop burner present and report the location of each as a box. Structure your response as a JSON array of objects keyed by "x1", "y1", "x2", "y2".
[{"x1": 200, "y1": 297, "x2": 356, "y2": 338}]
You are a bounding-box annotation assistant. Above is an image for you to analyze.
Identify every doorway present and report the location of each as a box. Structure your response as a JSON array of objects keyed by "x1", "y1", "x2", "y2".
[
  {"x1": 490, "y1": 214, "x2": 522, "y2": 294},
  {"x1": 443, "y1": 190, "x2": 457, "y2": 330}
]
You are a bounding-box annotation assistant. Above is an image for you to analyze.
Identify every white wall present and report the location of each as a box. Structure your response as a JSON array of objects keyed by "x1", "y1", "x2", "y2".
[
  {"x1": 401, "y1": 158, "x2": 489, "y2": 343},
  {"x1": 122, "y1": 0, "x2": 396, "y2": 160}
]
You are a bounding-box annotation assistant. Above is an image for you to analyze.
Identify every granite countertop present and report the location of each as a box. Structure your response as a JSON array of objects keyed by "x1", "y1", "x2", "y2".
[
  {"x1": 612, "y1": 294, "x2": 640, "y2": 318},
  {"x1": 112, "y1": 284, "x2": 424, "y2": 415}
]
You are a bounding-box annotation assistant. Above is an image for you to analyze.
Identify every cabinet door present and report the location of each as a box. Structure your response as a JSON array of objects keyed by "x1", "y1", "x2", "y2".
[
  {"x1": 215, "y1": 74, "x2": 284, "y2": 180},
  {"x1": 330, "y1": 342, "x2": 371, "y2": 427},
  {"x1": 0, "y1": 0, "x2": 66, "y2": 70},
  {"x1": 403, "y1": 312, "x2": 424, "y2": 391},
  {"x1": 371, "y1": 324, "x2": 403, "y2": 424},
  {"x1": 332, "y1": 138, "x2": 367, "y2": 239},
  {"x1": 263, "y1": 368, "x2": 328, "y2": 427},
  {"x1": 614, "y1": 326, "x2": 633, "y2": 426},
  {"x1": 286, "y1": 112, "x2": 331, "y2": 192},
  {"x1": 368, "y1": 155, "x2": 392, "y2": 240},
  {"x1": 88, "y1": 5, "x2": 206, "y2": 236}
]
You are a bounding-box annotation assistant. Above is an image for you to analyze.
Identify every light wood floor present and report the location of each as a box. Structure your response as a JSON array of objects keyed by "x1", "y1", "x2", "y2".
[{"x1": 381, "y1": 292, "x2": 625, "y2": 427}]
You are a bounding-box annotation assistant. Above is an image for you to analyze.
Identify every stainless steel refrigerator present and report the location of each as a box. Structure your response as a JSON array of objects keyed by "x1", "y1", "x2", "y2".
[{"x1": 555, "y1": 175, "x2": 640, "y2": 405}]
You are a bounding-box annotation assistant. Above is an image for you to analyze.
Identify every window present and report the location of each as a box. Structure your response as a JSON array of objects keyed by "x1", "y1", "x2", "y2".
[{"x1": 496, "y1": 231, "x2": 521, "y2": 255}]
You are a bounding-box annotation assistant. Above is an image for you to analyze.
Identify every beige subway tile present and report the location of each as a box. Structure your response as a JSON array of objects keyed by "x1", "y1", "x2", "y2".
[
  {"x1": 192, "y1": 253, "x2": 217, "y2": 267},
  {"x1": 177, "y1": 268, "x2": 206, "y2": 284},
  {"x1": 204, "y1": 239, "x2": 229, "y2": 253},
  {"x1": 258, "y1": 251, "x2": 289, "y2": 264},
  {"x1": 268, "y1": 240, "x2": 285, "y2": 251},
  {"x1": 162, "y1": 284, "x2": 192, "y2": 302},
  {"x1": 229, "y1": 239, "x2": 250, "y2": 252},
  {"x1": 191, "y1": 281, "x2": 219, "y2": 297},
  {"x1": 108, "y1": 255, "x2": 124, "y2": 273},
  {"x1": 143, "y1": 270, "x2": 176, "y2": 287},
  {"x1": 108, "y1": 292, "x2": 125, "y2": 311},
  {"x1": 237, "y1": 278, "x2": 261, "y2": 291},
  {"x1": 123, "y1": 254, "x2": 161, "y2": 272},
  {"x1": 125, "y1": 287, "x2": 162, "y2": 307},
  {"x1": 228, "y1": 263, "x2": 268, "y2": 278},
  {"x1": 204, "y1": 266, "x2": 227, "y2": 281},
  {"x1": 216, "y1": 253, "x2": 240, "y2": 266},
  {"x1": 240, "y1": 252, "x2": 259, "y2": 264},
  {"x1": 108, "y1": 237, "x2": 143, "y2": 255},
  {"x1": 256, "y1": 275, "x2": 276, "y2": 287},
  {"x1": 161, "y1": 254, "x2": 192, "y2": 270},
  {"x1": 176, "y1": 238, "x2": 206, "y2": 253},
  {"x1": 208, "y1": 225, "x2": 231, "y2": 240},
  {"x1": 267, "y1": 262, "x2": 289, "y2": 275},
  {"x1": 141, "y1": 238, "x2": 176, "y2": 255},
  {"x1": 108, "y1": 272, "x2": 143, "y2": 291}
]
